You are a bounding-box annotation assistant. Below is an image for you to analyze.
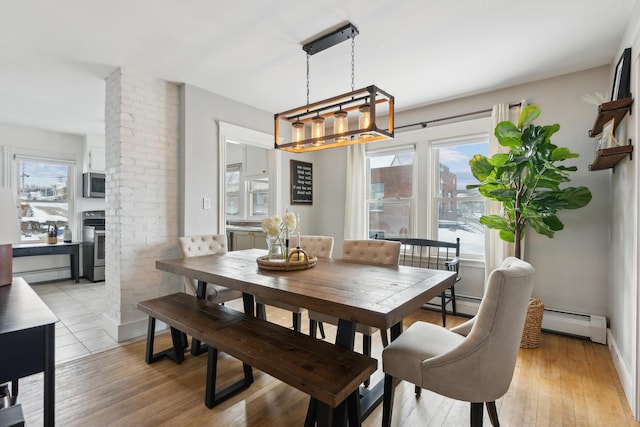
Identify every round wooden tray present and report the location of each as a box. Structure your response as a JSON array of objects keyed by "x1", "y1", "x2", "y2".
[{"x1": 257, "y1": 249, "x2": 317, "y2": 271}]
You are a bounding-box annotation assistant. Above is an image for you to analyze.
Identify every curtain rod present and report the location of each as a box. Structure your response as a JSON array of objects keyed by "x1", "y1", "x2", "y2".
[{"x1": 395, "y1": 102, "x2": 522, "y2": 132}]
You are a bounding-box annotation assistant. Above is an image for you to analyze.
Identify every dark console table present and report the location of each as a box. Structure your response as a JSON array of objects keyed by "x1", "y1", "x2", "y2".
[
  {"x1": 0, "y1": 277, "x2": 58, "y2": 426},
  {"x1": 13, "y1": 242, "x2": 80, "y2": 283}
]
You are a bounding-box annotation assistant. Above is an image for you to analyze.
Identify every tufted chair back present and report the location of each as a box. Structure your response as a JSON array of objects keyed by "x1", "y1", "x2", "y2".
[
  {"x1": 289, "y1": 235, "x2": 334, "y2": 258},
  {"x1": 177, "y1": 235, "x2": 240, "y2": 303},
  {"x1": 178, "y1": 234, "x2": 227, "y2": 258},
  {"x1": 342, "y1": 239, "x2": 401, "y2": 266}
]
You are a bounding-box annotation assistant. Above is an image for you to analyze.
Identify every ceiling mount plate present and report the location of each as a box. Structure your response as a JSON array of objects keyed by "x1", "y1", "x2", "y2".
[{"x1": 302, "y1": 23, "x2": 359, "y2": 56}]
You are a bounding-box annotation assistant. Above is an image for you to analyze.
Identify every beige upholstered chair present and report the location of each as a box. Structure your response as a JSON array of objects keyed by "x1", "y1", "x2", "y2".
[
  {"x1": 381, "y1": 257, "x2": 535, "y2": 427},
  {"x1": 177, "y1": 235, "x2": 242, "y2": 303},
  {"x1": 308, "y1": 239, "x2": 401, "y2": 385},
  {"x1": 255, "y1": 235, "x2": 334, "y2": 331}
]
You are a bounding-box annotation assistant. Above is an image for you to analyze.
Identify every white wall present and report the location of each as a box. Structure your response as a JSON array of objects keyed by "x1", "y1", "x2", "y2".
[
  {"x1": 317, "y1": 67, "x2": 612, "y2": 312},
  {"x1": 609, "y1": 0, "x2": 640, "y2": 416},
  {"x1": 180, "y1": 84, "x2": 320, "y2": 237}
]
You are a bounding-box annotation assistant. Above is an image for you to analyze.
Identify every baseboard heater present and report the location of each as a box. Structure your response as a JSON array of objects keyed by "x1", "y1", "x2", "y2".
[{"x1": 443, "y1": 295, "x2": 607, "y2": 344}]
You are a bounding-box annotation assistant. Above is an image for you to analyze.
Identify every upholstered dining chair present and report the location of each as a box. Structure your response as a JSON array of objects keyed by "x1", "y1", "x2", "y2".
[
  {"x1": 381, "y1": 257, "x2": 535, "y2": 427},
  {"x1": 255, "y1": 235, "x2": 334, "y2": 332},
  {"x1": 308, "y1": 239, "x2": 401, "y2": 386},
  {"x1": 177, "y1": 235, "x2": 242, "y2": 303}
]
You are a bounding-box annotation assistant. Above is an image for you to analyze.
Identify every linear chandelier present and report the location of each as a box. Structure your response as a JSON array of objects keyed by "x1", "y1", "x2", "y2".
[{"x1": 274, "y1": 23, "x2": 394, "y2": 153}]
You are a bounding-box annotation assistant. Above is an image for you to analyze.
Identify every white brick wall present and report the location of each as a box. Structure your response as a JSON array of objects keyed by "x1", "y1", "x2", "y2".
[{"x1": 104, "y1": 68, "x2": 181, "y2": 340}]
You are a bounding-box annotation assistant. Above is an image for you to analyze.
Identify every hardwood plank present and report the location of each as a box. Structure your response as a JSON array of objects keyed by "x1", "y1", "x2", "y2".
[{"x1": 16, "y1": 306, "x2": 640, "y2": 426}]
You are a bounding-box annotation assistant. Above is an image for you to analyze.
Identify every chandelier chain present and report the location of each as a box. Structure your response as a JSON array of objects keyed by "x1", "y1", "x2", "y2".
[
  {"x1": 306, "y1": 53, "x2": 310, "y2": 106},
  {"x1": 351, "y1": 35, "x2": 355, "y2": 92}
]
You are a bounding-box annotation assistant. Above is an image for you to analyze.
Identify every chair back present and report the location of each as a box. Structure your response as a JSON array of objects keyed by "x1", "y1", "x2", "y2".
[
  {"x1": 177, "y1": 235, "x2": 228, "y2": 294},
  {"x1": 425, "y1": 256, "x2": 535, "y2": 402},
  {"x1": 385, "y1": 237, "x2": 460, "y2": 279},
  {"x1": 342, "y1": 239, "x2": 401, "y2": 266},
  {"x1": 289, "y1": 235, "x2": 334, "y2": 258}
]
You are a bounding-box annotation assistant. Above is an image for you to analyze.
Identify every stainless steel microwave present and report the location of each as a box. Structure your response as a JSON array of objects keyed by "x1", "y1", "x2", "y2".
[{"x1": 83, "y1": 172, "x2": 105, "y2": 198}]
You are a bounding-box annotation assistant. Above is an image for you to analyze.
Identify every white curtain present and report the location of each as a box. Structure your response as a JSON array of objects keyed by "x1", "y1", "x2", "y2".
[
  {"x1": 343, "y1": 144, "x2": 367, "y2": 239},
  {"x1": 484, "y1": 101, "x2": 527, "y2": 282}
]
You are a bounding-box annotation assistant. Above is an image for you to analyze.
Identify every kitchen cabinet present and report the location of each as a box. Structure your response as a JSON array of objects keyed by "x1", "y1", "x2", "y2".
[
  {"x1": 230, "y1": 230, "x2": 268, "y2": 251},
  {"x1": 244, "y1": 145, "x2": 268, "y2": 177}
]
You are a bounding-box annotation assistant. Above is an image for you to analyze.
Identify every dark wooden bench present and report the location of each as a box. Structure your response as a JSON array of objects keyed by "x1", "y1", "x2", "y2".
[{"x1": 137, "y1": 292, "x2": 377, "y2": 425}]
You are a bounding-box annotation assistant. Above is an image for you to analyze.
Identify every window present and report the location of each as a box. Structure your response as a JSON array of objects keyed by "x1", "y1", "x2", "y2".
[
  {"x1": 225, "y1": 164, "x2": 241, "y2": 216},
  {"x1": 17, "y1": 157, "x2": 74, "y2": 242},
  {"x1": 367, "y1": 150, "x2": 414, "y2": 239},
  {"x1": 225, "y1": 157, "x2": 270, "y2": 219},
  {"x1": 432, "y1": 141, "x2": 487, "y2": 256},
  {"x1": 365, "y1": 118, "x2": 490, "y2": 258}
]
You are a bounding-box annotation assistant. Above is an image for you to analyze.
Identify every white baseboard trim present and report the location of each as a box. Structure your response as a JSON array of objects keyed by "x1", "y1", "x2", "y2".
[
  {"x1": 607, "y1": 328, "x2": 635, "y2": 418},
  {"x1": 102, "y1": 313, "x2": 167, "y2": 342},
  {"x1": 14, "y1": 268, "x2": 73, "y2": 284},
  {"x1": 454, "y1": 296, "x2": 607, "y2": 343}
]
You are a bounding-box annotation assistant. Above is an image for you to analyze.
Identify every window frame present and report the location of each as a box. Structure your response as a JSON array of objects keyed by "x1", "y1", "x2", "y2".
[
  {"x1": 366, "y1": 116, "x2": 491, "y2": 259},
  {"x1": 14, "y1": 153, "x2": 77, "y2": 243}
]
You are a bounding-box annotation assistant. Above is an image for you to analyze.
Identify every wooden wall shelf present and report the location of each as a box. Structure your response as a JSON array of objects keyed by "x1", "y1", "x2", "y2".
[
  {"x1": 589, "y1": 143, "x2": 633, "y2": 171},
  {"x1": 589, "y1": 97, "x2": 633, "y2": 137}
]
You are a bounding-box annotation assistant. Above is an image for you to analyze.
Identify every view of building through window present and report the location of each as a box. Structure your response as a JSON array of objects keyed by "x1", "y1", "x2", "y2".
[
  {"x1": 367, "y1": 151, "x2": 414, "y2": 239},
  {"x1": 18, "y1": 159, "x2": 71, "y2": 242},
  {"x1": 367, "y1": 139, "x2": 488, "y2": 257},
  {"x1": 434, "y1": 142, "x2": 487, "y2": 255}
]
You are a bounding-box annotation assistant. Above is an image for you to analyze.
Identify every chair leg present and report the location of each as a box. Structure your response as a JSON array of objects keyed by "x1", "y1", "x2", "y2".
[
  {"x1": 415, "y1": 385, "x2": 421, "y2": 396},
  {"x1": 470, "y1": 402, "x2": 484, "y2": 427},
  {"x1": 380, "y1": 328, "x2": 389, "y2": 347},
  {"x1": 382, "y1": 374, "x2": 396, "y2": 427},
  {"x1": 441, "y1": 291, "x2": 447, "y2": 327},
  {"x1": 486, "y1": 401, "x2": 499, "y2": 426},
  {"x1": 363, "y1": 334, "x2": 372, "y2": 388},
  {"x1": 451, "y1": 284, "x2": 457, "y2": 316},
  {"x1": 309, "y1": 319, "x2": 318, "y2": 338},
  {"x1": 292, "y1": 312, "x2": 302, "y2": 332},
  {"x1": 319, "y1": 322, "x2": 326, "y2": 339}
]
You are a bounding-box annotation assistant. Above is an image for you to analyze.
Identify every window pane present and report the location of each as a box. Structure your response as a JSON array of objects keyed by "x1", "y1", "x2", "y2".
[
  {"x1": 369, "y1": 201, "x2": 412, "y2": 239},
  {"x1": 225, "y1": 167, "x2": 240, "y2": 216},
  {"x1": 18, "y1": 160, "x2": 70, "y2": 242},
  {"x1": 248, "y1": 179, "x2": 269, "y2": 217},
  {"x1": 368, "y1": 151, "x2": 414, "y2": 238},
  {"x1": 435, "y1": 142, "x2": 488, "y2": 256}
]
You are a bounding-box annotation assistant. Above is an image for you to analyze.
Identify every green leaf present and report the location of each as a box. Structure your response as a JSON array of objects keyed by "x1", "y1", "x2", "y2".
[
  {"x1": 469, "y1": 154, "x2": 494, "y2": 181},
  {"x1": 551, "y1": 147, "x2": 579, "y2": 161},
  {"x1": 558, "y1": 186, "x2": 592, "y2": 209},
  {"x1": 542, "y1": 214, "x2": 564, "y2": 231},
  {"x1": 499, "y1": 229, "x2": 515, "y2": 242},
  {"x1": 480, "y1": 215, "x2": 514, "y2": 233},
  {"x1": 528, "y1": 217, "x2": 555, "y2": 237},
  {"x1": 494, "y1": 121, "x2": 521, "y2": 149},
  {"x1": 518, "y1": 105, "x2": 541, "y2": 128}
]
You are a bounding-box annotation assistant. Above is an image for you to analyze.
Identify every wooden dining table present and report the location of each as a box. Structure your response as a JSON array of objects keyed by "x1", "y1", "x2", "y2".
[{"x1": 155, "y1": 248, "x2": 457, "y2": 421}]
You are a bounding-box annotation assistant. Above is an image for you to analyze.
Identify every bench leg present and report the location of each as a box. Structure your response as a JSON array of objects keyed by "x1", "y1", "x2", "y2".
[
  {"x1": 205, "y1": 345, "x2": 254, "y2": 408},
  {"x1": 292, "y1": 312, "x2": 302, "y2": 332},
  {"x1": 145, "y1": 317, "x2": 187, "y2": 364},
  {"x1": 191, "y1": 338, "x2": 208, "y2": 356}
]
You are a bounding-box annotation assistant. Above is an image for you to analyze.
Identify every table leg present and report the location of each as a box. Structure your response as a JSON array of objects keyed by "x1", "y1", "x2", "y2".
[
  {"x1": 44, "y1": 323, "x2": 55, "y2": 427},
  {"x1": 70, "y1": 246, "x2": 79, "y2": 283}
]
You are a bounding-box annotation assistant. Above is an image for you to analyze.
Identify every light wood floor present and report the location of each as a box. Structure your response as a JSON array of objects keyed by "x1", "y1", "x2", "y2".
[{"x1": 17, "y1": 304, "x2": 639, "y2": 426}]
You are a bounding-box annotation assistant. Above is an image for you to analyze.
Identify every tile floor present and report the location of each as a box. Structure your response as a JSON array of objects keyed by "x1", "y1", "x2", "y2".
[{"x1": 30, "y1": 278, "x2": 134, "y2": 365}]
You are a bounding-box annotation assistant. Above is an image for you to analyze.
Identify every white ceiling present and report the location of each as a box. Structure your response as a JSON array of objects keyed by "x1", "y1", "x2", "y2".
[{"x1": 0, "y1": 0, "x2": 635, "y2": 136}]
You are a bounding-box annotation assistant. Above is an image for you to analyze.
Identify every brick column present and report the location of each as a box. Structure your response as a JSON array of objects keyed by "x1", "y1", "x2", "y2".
[{"x1": 103, "y1": 68, "x2": 180, "y2": 341}]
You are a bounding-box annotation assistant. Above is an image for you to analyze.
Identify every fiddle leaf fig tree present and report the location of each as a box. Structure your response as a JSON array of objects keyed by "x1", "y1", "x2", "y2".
[{"x1": 467, "y1": 105, "x2": 592, "y2": 259}]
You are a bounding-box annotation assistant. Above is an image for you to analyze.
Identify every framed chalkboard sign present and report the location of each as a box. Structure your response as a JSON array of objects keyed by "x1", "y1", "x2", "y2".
[{"x1": 290, "y1": 160, "x2": 313, "y2": 205}]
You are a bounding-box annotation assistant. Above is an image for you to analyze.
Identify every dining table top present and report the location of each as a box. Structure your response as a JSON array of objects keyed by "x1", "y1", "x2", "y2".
[{"x1": 155, "y1": 248, "x2": 457, "y2": 330}]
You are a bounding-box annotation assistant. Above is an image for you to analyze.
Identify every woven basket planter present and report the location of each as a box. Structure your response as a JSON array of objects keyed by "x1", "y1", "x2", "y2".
[{"x1": 520, "y1": 298, "x2": 544, "y2": 349}]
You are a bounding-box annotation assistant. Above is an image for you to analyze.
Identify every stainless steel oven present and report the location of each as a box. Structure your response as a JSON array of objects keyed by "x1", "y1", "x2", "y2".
[{"x1": 82, "y1": 210, "x2": 106, "y2": 282}]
